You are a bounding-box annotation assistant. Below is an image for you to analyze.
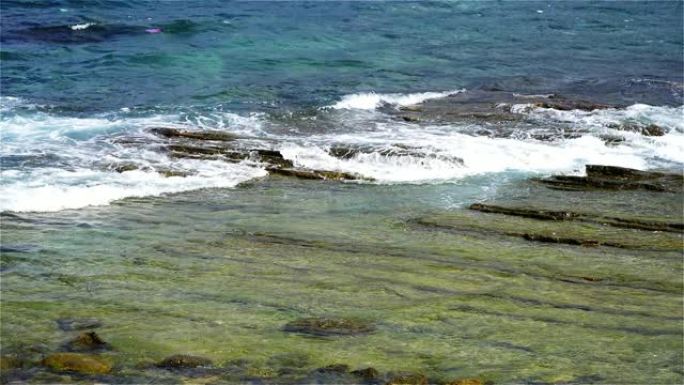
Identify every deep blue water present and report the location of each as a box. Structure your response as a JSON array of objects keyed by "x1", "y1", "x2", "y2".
[
  {"x1": 1, "y1": 1, "x2": 683, "y2": 212},
  {"x1": 2, "y1": 0, "x2": 683, "y2": 112}
]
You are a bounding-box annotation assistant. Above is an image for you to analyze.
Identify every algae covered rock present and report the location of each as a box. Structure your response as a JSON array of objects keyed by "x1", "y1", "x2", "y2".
[
  {"x1": 157, "y1": 354, "x2": 213, "y2": 369},
  {"x1": 0, "y1": 355, "x2": 23, "y2": 370},
  {"x1": 386, "y1": 372, "x2": 428, "y2": 385},
  {"x1": 283, "y1": 317, "x2": 375, "y2": 336},
  {"x1": 65, "y1": 331, "x2": 110, "y2": 352},
  {"x1": 314, "y1": 363, "x2": 350, "y2": 374},
  {"x1": 41, "y1": 353, "x2": 111, "y2": 374},
  {"x1": 445, "y1": 379, "x2": 484, "y2": 385},
  {"x1": 351, "y1": 367, "x2": 381, "y2": 382}
]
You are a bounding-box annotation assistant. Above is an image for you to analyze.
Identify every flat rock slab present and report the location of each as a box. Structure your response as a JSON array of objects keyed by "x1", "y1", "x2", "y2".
[
  {"x1": 537, "y1": 165, "x2": 683, "y2": 193},
  {"x1": 283, "y1": 317, "x2": 375, "y2": 337}
]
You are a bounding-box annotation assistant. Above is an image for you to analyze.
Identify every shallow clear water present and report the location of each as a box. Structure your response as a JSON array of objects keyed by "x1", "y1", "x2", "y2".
[{"x1": 1, "y1": 1, "x2": 683, "y2": 384}]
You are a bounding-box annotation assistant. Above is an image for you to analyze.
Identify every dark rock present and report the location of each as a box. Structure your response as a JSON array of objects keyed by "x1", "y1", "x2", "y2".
[
  {"x1": 385, "y1": 373, "x2": 428, "y2": 385},
  {"x1": 283, "y1": 317, "x2": 375, "y2": 336},
  {"x1": 384, "y1": 90, "x2": 619, "y2": 125},
  {"x1": 607, "y1": 122, "x2": 666, "y2": 137},
  {"x1": 64, "y1": 331, "x2": 110, "y2": 352},
  {"x1": 157, "y1": 354, "x2": 213, "y2": 369},
  {"x1": 267, "y1": 167, "x2": 368, "y2": 181},
  {"x1": 150, "y1": 127, "x2": 238, "y2": 142},
  {"x1": 56, "y1": 318, "x2": 102, "y2": 331},
  {"x1": 167, "y1": 144, "x2": 294, "y2": 168},
  {"x1": 537, "y1": 165, "x2": 683, "y2": 193},
  {"x1": 41, "y1": 353, "x2": 111, "y2": 374},
  {"x1": 253, "y1": 149, "x2": 294, "y2": 168},
  {"x1": 469, "y1": 203, "x2": 581, "y2": 221},
  {"x1": 585, "y1": 164, "x2": 679, "y2": 181},
  {"x1": 315, "y1": 364, "x2": 350, "y2": 374},
  {"x1": 641, "y1": 124, "x2": 666, "y2": 136},
  {"x1": 112, "y1": 163, "x2": 139, "y2": 173},
  {"x1": 351, "y1": 367, "x2": 381, "y2": 382},
  {"x1": 532, "y1": 96, "x2": 613, "y2": 111},
  {"x1": 468, "y1": 202, "x2": 682, "y2": 233}
]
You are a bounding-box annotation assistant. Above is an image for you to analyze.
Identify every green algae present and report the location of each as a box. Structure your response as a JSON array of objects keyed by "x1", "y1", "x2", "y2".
[{"x1": 1, "y1": 177, "x2": 682, "y2": 384}]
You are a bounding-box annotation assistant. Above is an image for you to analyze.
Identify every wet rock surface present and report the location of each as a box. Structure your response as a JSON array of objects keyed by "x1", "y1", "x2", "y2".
[
  {"x1": 283, "y1": 317, "x2": 375, "y2": 337},
  {"x1": 267, "y1": 167, "x2": 368, "y2": 181},
  {"x1": 536, "y1": 165, "x2": 683, "y2": 193},
  {"x1": 41, "y1": 353, "x2": 111, "y2": 374},
  {"x1": 387, "y1": 90, "x2": 618, "y2": 125},
  {"x1": 150, "y1": 127, "x2": 240, "y2": 142}
]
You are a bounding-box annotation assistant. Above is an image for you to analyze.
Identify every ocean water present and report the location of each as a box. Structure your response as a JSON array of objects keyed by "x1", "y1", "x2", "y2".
[{"x1": 1, "y1": 1, "x2": 683, "y2": 384}]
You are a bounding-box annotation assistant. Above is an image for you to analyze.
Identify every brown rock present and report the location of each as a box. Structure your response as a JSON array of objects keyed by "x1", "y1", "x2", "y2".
[
  {"x1": 0, "y1": 355, "x2": 23, "y2": 370},
  {"x1": 42, "y1": 353, "x2": 111, "y2": 374},
  {"x1": 446, "y1": 379, "x2": 484, "y2": 385},
  {"x1": 65, "y1": 331, "x2": 109, "y2": 352}
]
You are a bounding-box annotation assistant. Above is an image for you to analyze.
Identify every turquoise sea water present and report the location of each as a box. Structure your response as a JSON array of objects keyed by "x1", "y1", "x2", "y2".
[{"x1": 1, "y1": 1, "x2": 683, "y2": 384}]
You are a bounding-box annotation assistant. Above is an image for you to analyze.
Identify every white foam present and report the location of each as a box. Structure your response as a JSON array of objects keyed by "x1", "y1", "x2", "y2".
[
  {"x1": 330, "y1": 89, "x2": 465, "y2": 110},
  {"x1": 278, "y1": 130, "x2": 649, "y2": 184},
  {"x1": 0, "y1": 109, "x2": 268, "y2": 212},
  {"x1": 0, "y1": 163, "x2": 266, "y2": 212},
  {"x1": 70, "y1": 22, "x2": 95, "y2": 31}
]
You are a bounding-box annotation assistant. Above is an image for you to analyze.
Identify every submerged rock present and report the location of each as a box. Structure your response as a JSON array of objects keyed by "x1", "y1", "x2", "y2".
[
  {"x1": 267, "y1": 167, "x2": 368, "y2": 181},
  {"x1": 0, "y1": 355, "x2": 23, "y2": 370},
  {"x1": 314, "y1": 364, "x2": 350, "y2": 374},
  {"x1": 64, "y1": 331, "x2": 110, "y2": 352},
  {"x1": 283, "y1": 317, "x2": 375, "y2": 336},
  {"x1": 157, "y1": 354, "x2": 213, "y2": 369},
  {"x1": 351, "y1": 367, "x2": 381, "y2": 382},
  {"x1": 112, "y1": 163, "x2": 139, "y2": 173},
  {"x1": 56, "y1": 318, "x2": 102, "y2": 331},
  {"x1": 445, "y1": 379, "x2": 484, "y2": 385},
  {"x1": 41, "y1": 353, "x2": 111, "y2": 374},
  {"x1": 385, "y1": 373, "x2": 428, "y2": 385},
  {"x1": 150, "y1": 127, "x2": 238, "y2": 142},
  {"x1": 468, "y1": 202, "x2": 683, "y2": 233}
]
